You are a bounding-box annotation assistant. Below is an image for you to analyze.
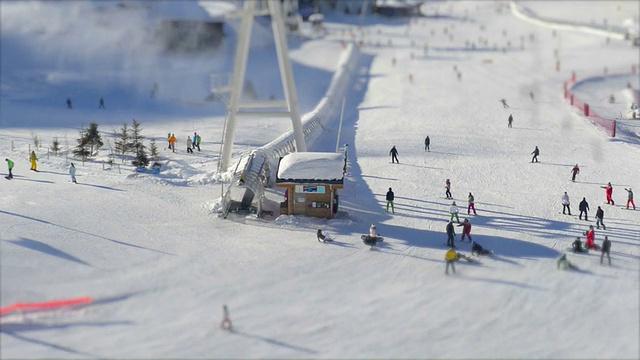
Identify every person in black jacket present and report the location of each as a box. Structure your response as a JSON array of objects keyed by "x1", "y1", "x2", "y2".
[
  {"x1": 389, "y1": 146, "x2": 399, "y2": 163},
  {"x1": 508, "y1": 114, "x2": 513, "y2": 128},
  {"x1": 572, "y1": 237, "x2": 584, "y2": 253},
  {"x1": 595, "y1": 206, "x2": 606, "y2": 230},
  {"x1": 600, "y1": 236, "x2": 611, "y2": 265},
  {"x1": 531, "y1": 146, "x2": 539, "y2": 163},
  {"x1": 579, "y1": 197, "x2": 589, "y2": 221},
  {"x1": 386, "y1": 187, "x2": 395, "y2": 214},
  {"x1": 424, "y1": 136, "x2": 430, "y2": 152},
  {"x1": 446, "y1": 221, "x2": 456, "y2": 247}
]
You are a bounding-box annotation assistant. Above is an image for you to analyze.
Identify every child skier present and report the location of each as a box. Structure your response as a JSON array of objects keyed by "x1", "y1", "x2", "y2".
[
  {"x1": 467, "y1": 192, "x2": 477, "y2": 215},
  {"x1": 624, "y1": 188, "x2": 635, "y2": 210},
  {"x1": 445, "y1": 179, "x2": 452, "y2": 199},
  {"x1": 449, "y1": 201, "x2": 460, "y2": 223},
  {"x1": 601, "y1": 182, "x2": 614, "y2": 205}
]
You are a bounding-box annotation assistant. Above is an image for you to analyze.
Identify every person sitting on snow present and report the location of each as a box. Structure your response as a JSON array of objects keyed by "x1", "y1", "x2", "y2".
[
  {"x1": 557, "y1": 254, "x2": 577, "y2": 270},
  {"x1": 572, "y1": 237, "x2": 585, "y2": 253},
  {"x1": 471, "y1": 241, "x2": 492, "y2": 255},
  {"x1": 317, "y1": 229, "x2": 327, "y2": 243}
]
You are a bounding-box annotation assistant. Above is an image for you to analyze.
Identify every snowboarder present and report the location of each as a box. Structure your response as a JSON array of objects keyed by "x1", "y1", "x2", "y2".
[
  {"x1": 561, "y1": 191, "x2": 571, "y2": 215},
  {"x1": 317, "y1": 229, "x2": 332, "y2": 243},
  {"x1": 585, "y1": 225, "x2": 597, "y2": 250},
  {"x1": 467, "y1": 192, "x2": 477, "y2": 215},
  {"x1": 362, "y1": 226, "x2": 382, "y2": 250},
  {"x1": 168, "y1": 134, "x2": 177, "y2": 153},
  {"x1": 446, "y1": 221, "x2": 456, "y2": 247},
  {"x1": 595, "y1": 206, "x2": 606, "y2": 230},
  {"x1": 449, "y1": 201, "x2": 460, "y2": 223},
  {"x1": 196, "y1": 133, "x2": 202, "y2": 152},
  {"x1": 600, "y1": 236, "x2": 611, "y2": 265},
  {"x1": 99, "y1": 97, "x2": 105, "y2": 109},
  {"x1": 571, "y1": 164, "x2": 579, "y2": 182},
  {"x1": 389, "y1": 145, "x2": 399, "y2": 163},
  {"x1": 530, "y1": 146, "x2": 539, "y2": 163},
  {"x1": 186, "y1": 137, "x2": 193, "y2": 153},
  {"x1": 457, "y1": 218, "x2": 472, "y2": 242},
  {"x1": 500, "y1": 98, "x2": 509, "y2": 108},
  {"x1": 471, "y1": 241, "x2": 492, "y2": 255},
  {"x1": 571, "y1": 237, "x2": 584, "y2": 253},
  {"x1": 69, "y1": 163, "x2": 77, "y2": 184},
  {"x1": 557, "y1": 254, "x2": 578, "y2": 270},
  {"x1": 445, "y1": 179, "x2": 452, "y2": 199},
  {"x1": 624, "y1": 188, "x2": 635, "y2": 210},
  {"x1": 579, "y1": 197, "x2": 589, "y2": 220},
  {"x1": 29, "y1": 151, "x2": 38, "y2": 171},
  {"x1": 5, "y1": 158, "x2": 14, "y2": 179},
  {"x1": 66, "y1": 97, "x2": 72, "y2": 109},
  {"x1": 220, "y1": 305, "x2": 233, "y2": 331},
  {"x1": 445, "y1": 247, "x2": 457, "y2": 275},
  {"x1": 601, "y1": 182, "x2": 614, "y2": 205},
  {"x1": 508, "y1": 114, "x2": 513, "y2": 128},
  {"x1": 192, "y1": 132, "x2": 198, "y2": 150},
  {"x1": 424, "y1": 136, "x2": 430, "y2": 152},
  {"x1": 386, "y1": 187, "x2": 395, "y2": 213}
]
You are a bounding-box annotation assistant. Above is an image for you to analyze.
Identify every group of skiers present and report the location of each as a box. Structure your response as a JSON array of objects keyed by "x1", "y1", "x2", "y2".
[
  {"x1": 168, "y1": 132, "x2": 202, "y2": 153},
  {"x1": 5, "y1": 157, "x2": 77, "y2": 183}
]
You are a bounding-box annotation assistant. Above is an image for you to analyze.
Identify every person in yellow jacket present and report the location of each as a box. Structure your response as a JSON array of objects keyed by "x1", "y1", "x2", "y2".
[
  {"x1": 445, "y1": 248, "x2": 458, "y2": 275},
  {"x1": 29, "y1": 151, "x2": 38, "y2": 171}
]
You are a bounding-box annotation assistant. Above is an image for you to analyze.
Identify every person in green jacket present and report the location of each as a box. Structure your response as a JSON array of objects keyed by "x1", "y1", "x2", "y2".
[
  {"x1": 196, "y1": 134, "x2": 202, "y2": 152},
  {"x1": 5, "y1": 158, "x2": 14, "y2": 178}
]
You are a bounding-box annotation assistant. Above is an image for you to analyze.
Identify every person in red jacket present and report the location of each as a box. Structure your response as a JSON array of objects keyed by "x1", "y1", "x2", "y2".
[
  {"x1": 601, "y1": 182, "x2": 614, "y2": 205},
  {"x1": 457, "y1": 218, "x2": 472, "y2": 242},
  {"x1": 585, "y1": 225, "x2": 597, "y2": 250},
  {"x1": 571, "y1": 164, "x2": 579, "y2": 182}
]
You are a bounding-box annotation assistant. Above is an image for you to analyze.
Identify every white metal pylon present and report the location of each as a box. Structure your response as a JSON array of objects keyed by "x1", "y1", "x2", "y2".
[{"x1": 218, "y1": 0, "x2": 306, "y2": 171}]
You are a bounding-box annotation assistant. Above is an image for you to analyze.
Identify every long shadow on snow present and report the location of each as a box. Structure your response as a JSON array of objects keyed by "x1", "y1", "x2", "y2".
[
  {"x1": 6, "y1": 238, "x2": 92, "y2": 267},
  {"x1": 231, "y1": 330, "x2": 318, "y2": 355},
  {"x1": 1, "y1": 331, "x2": 103, "y2": 359}
]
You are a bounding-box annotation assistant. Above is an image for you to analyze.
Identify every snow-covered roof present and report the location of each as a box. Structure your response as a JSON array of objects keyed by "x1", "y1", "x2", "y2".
[{"x1": 277, "y1": 152, "x2": 344, "y2": 183}]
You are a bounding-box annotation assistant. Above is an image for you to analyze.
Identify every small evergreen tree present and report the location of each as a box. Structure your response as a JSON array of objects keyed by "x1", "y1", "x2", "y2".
[
  {"x1": 149, "y1": 139, "x2": 159, "y2": 160},
  {"x1": 73, "y1": 129, "x2": 91, "y2": 161},
  {"x1": 50, "y1": 136, "x2": 61, "y2": 155},
  {"x1": 114, "y1": 122, "x2": 131, "y2": 161},
  {"x1": 83, "y1": 122, "x2": 104, "y2": 156},
  {"x1": 130, "y1": 119, "x2": 149, "y2": 167}
]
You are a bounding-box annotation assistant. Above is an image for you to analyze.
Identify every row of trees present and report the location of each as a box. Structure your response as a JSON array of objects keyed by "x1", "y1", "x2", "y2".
[{"x1": 66, "y1": 120, "x2": 158, "y2": 167}]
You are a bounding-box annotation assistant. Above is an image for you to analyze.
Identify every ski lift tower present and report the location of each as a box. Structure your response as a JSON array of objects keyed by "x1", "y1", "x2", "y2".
[{"x1": 218, "y1": 0, "x2": 307, "y2": 172}]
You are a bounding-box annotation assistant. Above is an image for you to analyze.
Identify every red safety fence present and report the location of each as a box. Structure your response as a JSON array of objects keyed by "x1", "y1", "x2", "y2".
[
  {"x1": 0, "y1": 296, "x2": 93, "y2": 316},
  {"x1": 564, "y1": 73, "x2": 616, "y2": 137}
]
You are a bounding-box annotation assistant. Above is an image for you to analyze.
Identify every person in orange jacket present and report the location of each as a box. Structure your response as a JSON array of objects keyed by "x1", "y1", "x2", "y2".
[{"x1": 168, "y1": 134, "x2": 177, "y2": 153}]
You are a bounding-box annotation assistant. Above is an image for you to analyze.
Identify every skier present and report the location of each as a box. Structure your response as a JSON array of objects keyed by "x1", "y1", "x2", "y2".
[
  {"x1": 500, "y1": 98, "x2": 509, "y2": 108},
  {"x1": 530, "y1": 146, "x2": 539, "y2": 163},
  {"x1": 99, "y1": 97, "x2": 105, "y2": 109},
  {"x1": 192, "y1": 132, "x2": 198, "y2": 150},
  {"x1": 624, "y1": 188, "x2": 635, "y2": 210},
  {"x1": 571, "y1": 164, "x2": 580, "y2": 182},
  {"x1": 508, "y1": 114, "x2": 513, "y2": 128},
  {"x1": 220, "y1": 305, "x2": 232, "y2": 331},
  {"x1": 585, "y1": 225, "x2": 597, "y2": 250},
  {"x1": 449, "y1": 201, "x2": 460, "y2": 223},
  {"x1": 389, "y1": 145, "x2": 399, "y2": 163},
  {"x1": 445, "y1": 247, "x2": 457, "y2": 275},
  {"x1": 529, "y1": 91, "x2": 534, "y2": 101},
  {"x1": 467, "y1": 192, "x2": 477, "y2": 215},
  {"x1": 386, "y1": 187, "x2": 395, "y2": 214},
  {"x1": 186, "y1": 137, "x2": 193, "y2": 153},
  {"x1": 561, "y1": 191, "x2": 571, "y2": 215},
  {"x1": 445, "y1": 179, "x2": 452, "y2": 199},
  {"x1": 66, "y1": 97, "x2": 72, "y2": 109},
  {"x1": 557, "y1": 254, "x2": 578, "y2": 270},
  {"x1": 595, "y1": 206, "x2": 606, "y2": 230},
  {"x1": 5, "y1": 158, "x2": 14, "y2": 179},
  {"x1": 424, "y1": 136, "x2": 430, "y2": 152},
  {"x1": 572, "y1": 237, "x2": 584, "y2": 253},
  {"x1": 196, "y1": 133, "x2": 202, "y2": 152},
  {"x1": 29, "y1": 151, "x2": 38, "y2": 171},
  {"x1": 600, "y1": 236, "x2": 611, "y2": 265},
  {"x1": 601, "y1": 182, "x2": 614, "y2": 205},
  {"x1": 167, "y1": 133, "x2": 172, "y2": 150},
  {"x1": 457, "y1": 218, "x2": 472, "y2": 242},
  {"x1": 579, "y1": 197, "x2": 589, "y2": 221},
  {"x1": 446, "y1": 221, "x2": 456, "y2": 247},
  {"x1": 471, "y1": 241, "x2": 492, "y2": 255},
  {"x1": 69, "y1": 163, "x2": 77, "y2": 184},
  {"x1": 169, "y1": 134, "x2": 177, "y2": 153}
]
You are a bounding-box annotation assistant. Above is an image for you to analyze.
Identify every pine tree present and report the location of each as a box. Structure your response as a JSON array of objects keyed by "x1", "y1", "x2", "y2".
[
  {"x1": 114, "y1": 122, "x2": 131, "y2": 161},
  {"x1": 73, "y1": 129, "x2": 91, "y2": 161},
  {"x1": 149, "y1": 139, "x2": 159, "y2": 160},
  {"x1": 83, "y1": 122, "x2": 104, "y2": 156},
  {"x1": 130, "y1": 119, "x2": 149, "y2": 167},
  {"x1": 50, "y1": 136, "x2": 61, "y2": 155}
]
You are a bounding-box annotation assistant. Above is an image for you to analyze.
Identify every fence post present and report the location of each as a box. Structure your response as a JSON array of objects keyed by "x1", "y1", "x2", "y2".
[
  {"x1": 584, "y1": 104, "x2": 589, "y2": 117},
  {"x1": 11, "y1": 140, "x2": 14, "y2": 151},
  {"x1": 612, "y1": 120, "x2": 616, "y2": 137}
]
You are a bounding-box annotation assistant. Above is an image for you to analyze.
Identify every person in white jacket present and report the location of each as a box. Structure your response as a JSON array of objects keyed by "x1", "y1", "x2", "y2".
[
  {"x1": 562, "y1": 191, "x2": 571, "y2": 215},
  {"x1": 450, "y1": 202, "x2": 460, "y2": 223},
  {"x1": 69, "y1": 163, "x2": 77, "y2": 184}
]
